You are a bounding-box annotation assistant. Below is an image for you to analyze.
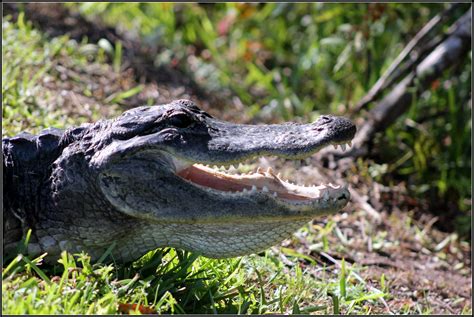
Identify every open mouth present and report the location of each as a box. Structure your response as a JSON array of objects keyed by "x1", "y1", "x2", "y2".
[{"x1": 174, "y1": 140, "x2": 353, "y2": 205}]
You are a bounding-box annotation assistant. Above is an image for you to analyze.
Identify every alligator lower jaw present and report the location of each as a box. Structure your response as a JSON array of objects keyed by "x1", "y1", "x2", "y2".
[{"x1": 174, "y1": 152, "x2": 351, "y2": 206}]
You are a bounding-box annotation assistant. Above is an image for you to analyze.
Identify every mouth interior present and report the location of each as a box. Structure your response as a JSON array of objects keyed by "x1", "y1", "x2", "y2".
[{"x1": 175, "y1": 140, "x2": 352, "y2": 203}]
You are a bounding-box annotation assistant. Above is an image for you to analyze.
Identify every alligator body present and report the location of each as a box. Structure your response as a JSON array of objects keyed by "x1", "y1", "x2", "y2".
[{"x1": 3, "y1": 100, "x2": 356, "y2": 263}]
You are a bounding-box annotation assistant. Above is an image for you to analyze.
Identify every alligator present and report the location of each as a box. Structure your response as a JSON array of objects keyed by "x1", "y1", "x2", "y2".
[{"x1": 3, "y1": 100, "x2": 356, "y2": 263}]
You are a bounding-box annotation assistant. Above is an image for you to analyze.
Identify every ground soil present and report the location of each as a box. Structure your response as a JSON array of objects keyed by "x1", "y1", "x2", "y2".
[{"x1": 3, "y1": 3, "x2": 472, "y2": 314}]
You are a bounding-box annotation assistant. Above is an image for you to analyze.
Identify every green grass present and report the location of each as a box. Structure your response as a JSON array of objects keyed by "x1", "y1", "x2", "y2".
[
  {"x1": 3, "y1": 234, "x2": 388, "y2": 314},
  {"x1": 2, "y1": 13, "x2": 142, "y2": 138},
  {"x1": 2, "y1": 12, "x2": 72, "y2": 136}
]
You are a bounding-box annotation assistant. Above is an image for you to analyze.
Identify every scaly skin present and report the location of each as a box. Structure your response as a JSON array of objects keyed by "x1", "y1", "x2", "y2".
[{"x1": 3, "y1": 100, "x2": 356, "y2": 263}]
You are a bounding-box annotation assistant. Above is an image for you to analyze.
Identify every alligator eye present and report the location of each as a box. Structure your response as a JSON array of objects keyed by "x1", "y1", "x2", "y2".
[
  {"x1": 168, "y1": 113, "x2": 194, "y2": 128},
  {"x1": 320, "y1": 115, "x2": 333, "y2": 122}
]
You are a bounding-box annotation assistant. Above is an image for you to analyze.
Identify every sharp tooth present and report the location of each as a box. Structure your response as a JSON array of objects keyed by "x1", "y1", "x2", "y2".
[
  {"x1": 305, "y1": 158, "x2": 311, "y2": 165},
  {"x1": 266, "y1": 167, "x2": 278, "y2": 178},
  {"x1": 238, "y1": 163, "x2": 244, "y2": 169},
  {"x1": 213, "y1": 165, "x2": 219, "y2": 170},
  {"x1": 277, "y1": 173, "x2": 282, "y2": 178},
  {"x1": 262, "y1": 186, "x2": 269, "y2": 192},
  {"x1": 348, "y1": 141, "x2": 352, "y2": 147},
  {"x1": 257, "y1": 167, "x2": 264, "y2": 174},
  {"x1": 333, "y1": 144, "x2": 338, "y2": 150},
  {"x1": 243, "y1": 188, "x2": 248, "y2": 193},
  {"x1": 273, "y1": 192, "x2": 278, "y2": 197},
  {"x1": 251, "y1": 185, "x2": 257, "y2": 191},
  {"x1": 340, "y1": 144, "x2": 346, "y2": 151}
]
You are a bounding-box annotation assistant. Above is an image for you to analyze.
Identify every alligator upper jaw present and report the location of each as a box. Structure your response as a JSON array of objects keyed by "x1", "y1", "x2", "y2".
[{"x1": 200, "y1": 116, "x2": 357, "y2": 164}]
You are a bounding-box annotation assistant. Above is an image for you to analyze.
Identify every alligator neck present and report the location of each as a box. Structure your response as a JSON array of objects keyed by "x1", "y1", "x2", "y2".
[{"x1": 3, "y1": 128, "x2": 66, "y2": 246}]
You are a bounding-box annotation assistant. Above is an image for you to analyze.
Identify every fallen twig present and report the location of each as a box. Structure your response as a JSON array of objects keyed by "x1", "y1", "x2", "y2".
[{"x1": 349, "y1": 188, "x2": 382, "y2": 223}]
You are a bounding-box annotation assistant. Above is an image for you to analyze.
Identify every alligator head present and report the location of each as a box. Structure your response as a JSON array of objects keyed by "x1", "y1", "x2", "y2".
[
  {"x1": 4, "y1": 99, "x2": 355, "y2": 262},
  {"x1": 78, "y1": 99, "x2": 355, "y2": 260}
]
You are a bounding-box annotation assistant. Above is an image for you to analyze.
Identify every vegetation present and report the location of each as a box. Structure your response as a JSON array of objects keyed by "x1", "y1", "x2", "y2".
[{"x1": 2, "y1": 3, "x2": 471, "y2": 314}]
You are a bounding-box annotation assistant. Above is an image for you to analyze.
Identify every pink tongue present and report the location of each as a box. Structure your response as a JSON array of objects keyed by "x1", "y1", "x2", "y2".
[
  {"x1": 177, "y1": 166, "x2": 250, "y2": 191},
  {"x1": 177, "y1": 166, "x2": 310, "y2": 200}
]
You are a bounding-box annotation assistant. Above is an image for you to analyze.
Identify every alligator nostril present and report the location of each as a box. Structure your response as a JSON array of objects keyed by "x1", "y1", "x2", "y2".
[
  {"x1": 338, "y1": 193, "x2": 347, "y2": 200},
  {"x1": 315, "y1": 127, "x2": 325, "y2": 132}
]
